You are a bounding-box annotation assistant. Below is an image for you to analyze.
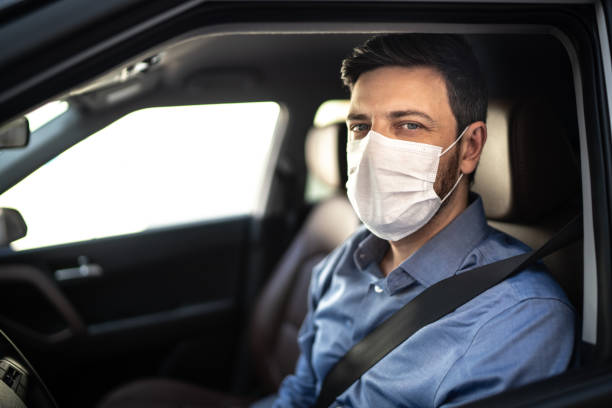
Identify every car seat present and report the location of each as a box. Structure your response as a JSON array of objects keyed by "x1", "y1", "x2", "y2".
[{"x1": 472, "y1": 97, "x2": 582, "y2": 308}]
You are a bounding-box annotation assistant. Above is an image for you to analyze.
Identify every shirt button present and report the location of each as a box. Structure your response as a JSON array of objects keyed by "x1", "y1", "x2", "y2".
[{"x1": 374, "y1": 284, "x2": 383, "y2": 293}]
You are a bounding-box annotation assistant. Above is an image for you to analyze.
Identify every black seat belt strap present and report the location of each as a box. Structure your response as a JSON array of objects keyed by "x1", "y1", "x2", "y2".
[{"x1": 314, "y1": 215, "x2": 582, "y2": 408}]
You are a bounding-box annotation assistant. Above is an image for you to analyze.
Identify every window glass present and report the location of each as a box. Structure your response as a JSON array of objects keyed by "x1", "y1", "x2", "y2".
[{"x1": 0, "y1": 102, "x2": 280, "y2": 250}]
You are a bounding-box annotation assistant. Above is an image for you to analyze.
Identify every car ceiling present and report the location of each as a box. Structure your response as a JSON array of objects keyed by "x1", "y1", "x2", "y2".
[
  {"x1": 69, "y1": 32, "x2": 571, "y2": 110},
  {"x1": 71, "y1": 33, "x2": 373, "y2": 111}
]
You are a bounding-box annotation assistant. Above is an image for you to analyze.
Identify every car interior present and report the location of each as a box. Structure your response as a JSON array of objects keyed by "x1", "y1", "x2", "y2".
[{"x1": 0, "y1": 2, "x2": 609, "y2": 407}]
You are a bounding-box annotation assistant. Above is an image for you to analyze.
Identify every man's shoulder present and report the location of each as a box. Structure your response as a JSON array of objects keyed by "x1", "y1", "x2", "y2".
[
  {"x1": 481, "y1": 267, "x2": 575, "y2": 326},
  {"x1": 462, "y1": 225, "x2": 575, "y2": 320},
  {"x1": 473, "y1": 225, "x2": 532, "y2": 263}
]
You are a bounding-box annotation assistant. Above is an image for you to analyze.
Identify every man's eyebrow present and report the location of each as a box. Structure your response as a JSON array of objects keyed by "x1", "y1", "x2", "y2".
[
  {"x1": 346, "y1": 112, "x2": 369, "y2": 121},
  {"x1": 387, "y1": 110, "x2": 436, "y2": 125},
  {"x1": 346, "y1": 110, "x2": 437, "y2": 125}
]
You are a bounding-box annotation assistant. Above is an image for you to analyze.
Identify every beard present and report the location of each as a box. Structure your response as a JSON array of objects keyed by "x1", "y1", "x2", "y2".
[{"x1": 433, "y1": 145, "x2": 462, "y2": 210}]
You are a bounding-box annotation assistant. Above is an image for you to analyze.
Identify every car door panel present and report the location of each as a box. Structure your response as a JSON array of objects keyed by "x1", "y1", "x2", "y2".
[{"x1": 0, "y1": 215, "x2": 249, "y2": 362}]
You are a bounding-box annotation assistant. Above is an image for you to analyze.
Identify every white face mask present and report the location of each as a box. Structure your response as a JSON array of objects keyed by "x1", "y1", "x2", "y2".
[{"x1": 346, "y1": 128, "x2": 467, "y2": 242}]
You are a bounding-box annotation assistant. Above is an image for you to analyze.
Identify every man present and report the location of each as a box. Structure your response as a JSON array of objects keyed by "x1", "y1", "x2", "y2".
[{"x1": 272, "y1": 34, "x2": 575, "y2": 407}]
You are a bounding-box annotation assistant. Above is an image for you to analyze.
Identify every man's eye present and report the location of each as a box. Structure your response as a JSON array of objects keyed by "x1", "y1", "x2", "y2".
[
  {"x1": 401, "y1": 122, "x2": 421, "y2": 130},
  {"x1": 350, "y1": 124, "x2": 370, "y2": 132}
]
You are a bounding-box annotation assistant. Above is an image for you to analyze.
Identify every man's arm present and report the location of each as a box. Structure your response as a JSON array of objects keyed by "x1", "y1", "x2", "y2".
[
  {"x1": 272, "y1": 311, "x2": 318, "y2": 408},
  {"x1": 272, "y1": 244, "x2": 346, "y2": 408},
  {"x1": 434, "y1": 297, "x2": 575, "y2": 408}
]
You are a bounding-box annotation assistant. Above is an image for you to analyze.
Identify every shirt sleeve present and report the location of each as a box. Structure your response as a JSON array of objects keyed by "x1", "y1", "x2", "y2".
[
  {"x1": 272, "y1": 248, "x2": 340, "y2": 408},
  {"x1": 272, "y1": 300, "x2": 318, "y2": 408},
  {"x1": 435, "y1": 297, "x2": 575, "y2": 408}
]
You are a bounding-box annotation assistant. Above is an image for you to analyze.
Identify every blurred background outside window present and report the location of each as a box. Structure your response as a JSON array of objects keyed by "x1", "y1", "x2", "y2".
[{"x1": 0, "y1": 102, "x2": 280, "y2": 250}]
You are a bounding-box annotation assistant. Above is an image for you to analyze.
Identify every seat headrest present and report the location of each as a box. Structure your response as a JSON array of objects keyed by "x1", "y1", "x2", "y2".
[
  {"x1": 472, "y1": 98, "x2": 580, "y2": 222},
  {"x1": 305, "y1": 122, "x2": 348, "y2": 190}
]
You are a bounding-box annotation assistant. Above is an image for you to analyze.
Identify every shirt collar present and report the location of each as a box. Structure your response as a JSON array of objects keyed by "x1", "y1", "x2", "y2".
[
  {"x1": 353, "y1": 193, "x2": 489, "y2": 290},
  {"x1": 401, "y1": 194, "x2": 488, "y2": 287},
  {"x1": 354, "y1": 231, "x2": 388, "y2": 276}
]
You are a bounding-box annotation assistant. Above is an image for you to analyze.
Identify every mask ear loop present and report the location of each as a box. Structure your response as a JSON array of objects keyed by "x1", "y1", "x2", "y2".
[
  {"x1": 439, "y1": 126, "x2": 469, "y2": 202},
  {"x1": 439, "y1": 126, "x2": 469, "y2": 157},
  {"x1": 440, "y1": 173, "x2": 464, "y2": 203}
]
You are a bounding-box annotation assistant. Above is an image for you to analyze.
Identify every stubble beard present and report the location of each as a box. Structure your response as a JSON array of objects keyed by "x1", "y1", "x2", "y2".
[{"x1": 434, "y1": 146, "x2": 462, "y2": 213}]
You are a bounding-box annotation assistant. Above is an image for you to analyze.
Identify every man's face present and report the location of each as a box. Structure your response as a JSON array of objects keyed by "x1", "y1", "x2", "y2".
[{"x1": 346, "y1": 65, "x2": 462, "y2": 199}]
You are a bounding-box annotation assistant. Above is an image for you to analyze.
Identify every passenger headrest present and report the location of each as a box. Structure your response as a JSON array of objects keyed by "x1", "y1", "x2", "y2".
[
  {"x1": 305, "y1": 122, "x2": 348, "y2": 190},
  {"x1": 472, "y1": 98, "x2": 580, "y2": 222}
]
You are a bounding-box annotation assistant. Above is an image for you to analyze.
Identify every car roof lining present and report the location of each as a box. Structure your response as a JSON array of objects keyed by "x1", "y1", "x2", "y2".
[{"x1": 69, "y1": 29, "x2": 571, "y2": 107}]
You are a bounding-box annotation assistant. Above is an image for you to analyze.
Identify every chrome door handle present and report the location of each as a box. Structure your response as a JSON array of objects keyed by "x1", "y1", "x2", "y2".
[{"x1": 55, "y1": 256, "x2": 103, "y2": 282}]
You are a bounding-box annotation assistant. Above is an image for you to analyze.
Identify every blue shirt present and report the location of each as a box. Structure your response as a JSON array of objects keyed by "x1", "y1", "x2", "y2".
[{"x1": 274, "y1": 195, "x2": 575, "y2": 408}]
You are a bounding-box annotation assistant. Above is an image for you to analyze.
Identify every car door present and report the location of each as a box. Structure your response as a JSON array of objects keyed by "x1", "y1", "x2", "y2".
[{"x1": 0, "y1": 96, "x2": 296, "y2": 406}]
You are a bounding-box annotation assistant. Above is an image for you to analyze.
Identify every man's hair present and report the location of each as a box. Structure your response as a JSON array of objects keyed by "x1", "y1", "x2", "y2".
[{"x1": 341, "y1": 34, "x2": 487, "y2": 181}]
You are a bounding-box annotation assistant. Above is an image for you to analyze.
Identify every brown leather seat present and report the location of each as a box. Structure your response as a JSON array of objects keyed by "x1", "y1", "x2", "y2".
[
  {"x1": 98, "y1": 123, "x2": 359, "y2": 407},
  {"x1": 472, "y1": 97, "x2": 581, "y2": 308}
]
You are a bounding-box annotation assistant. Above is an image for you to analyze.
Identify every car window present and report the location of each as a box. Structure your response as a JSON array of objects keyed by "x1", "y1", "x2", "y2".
[{"x1": 0, "y1": 102, "x2": 280, "y2": 250}]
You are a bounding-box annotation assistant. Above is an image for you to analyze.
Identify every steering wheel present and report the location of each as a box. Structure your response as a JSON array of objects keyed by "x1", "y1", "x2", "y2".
[{"x1": 0, "y1": 329, "x2": 57, "y2": 408}]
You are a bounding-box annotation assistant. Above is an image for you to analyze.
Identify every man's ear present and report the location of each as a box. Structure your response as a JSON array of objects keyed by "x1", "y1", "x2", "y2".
[{"x1": 459, "y1": 121, "x2": 487, "y2": 175}]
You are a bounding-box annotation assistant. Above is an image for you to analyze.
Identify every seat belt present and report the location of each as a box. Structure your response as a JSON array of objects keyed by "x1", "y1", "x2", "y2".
[{"x1": 314, "y1": 215, "x2": 582, "y2": 408}]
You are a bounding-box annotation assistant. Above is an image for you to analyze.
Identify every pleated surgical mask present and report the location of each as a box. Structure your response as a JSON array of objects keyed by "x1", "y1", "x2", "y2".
[{"x1": 346, "y1": 128, "x2": 467, "y2": 241}]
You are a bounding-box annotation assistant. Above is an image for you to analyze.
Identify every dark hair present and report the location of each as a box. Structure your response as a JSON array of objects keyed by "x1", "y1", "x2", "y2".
[{"x1": 341, "y1": 34, "x2": 487, "y2": 181}]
